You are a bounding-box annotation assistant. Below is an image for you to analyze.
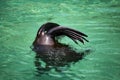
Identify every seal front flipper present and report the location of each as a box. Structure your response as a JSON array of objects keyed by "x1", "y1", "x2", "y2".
[{"x1": 47, "y1": 26, "x2": 89, "y2": 44}]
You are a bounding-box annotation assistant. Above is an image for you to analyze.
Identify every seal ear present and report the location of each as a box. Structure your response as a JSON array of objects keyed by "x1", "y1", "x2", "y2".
[
  {"x1": 37, "y1": 22, "x2": 60, "y2": 36},
  {"x1": 47, "y1": 26, "x2": 89, "y2": 44}
]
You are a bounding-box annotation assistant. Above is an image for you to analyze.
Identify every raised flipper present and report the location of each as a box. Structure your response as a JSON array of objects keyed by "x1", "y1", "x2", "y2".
[{"x1": 47, "y1": 26, "x2": 89, "y2": 44}]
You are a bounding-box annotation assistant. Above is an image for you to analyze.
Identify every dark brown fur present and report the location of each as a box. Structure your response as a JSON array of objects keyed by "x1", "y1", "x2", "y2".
[{"x1": 32, "y1": 22, "x2": 88, "y2": 50}]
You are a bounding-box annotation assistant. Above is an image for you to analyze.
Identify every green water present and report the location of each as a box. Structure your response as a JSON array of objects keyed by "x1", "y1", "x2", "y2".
[{"x1": 0, "y1": 0, "x2": 120, "y2": 80}]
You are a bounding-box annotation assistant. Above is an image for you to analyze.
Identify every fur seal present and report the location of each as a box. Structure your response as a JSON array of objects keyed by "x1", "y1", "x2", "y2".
[{"x1": 32, "y1": 22, "x2": 88, "y2": 50}]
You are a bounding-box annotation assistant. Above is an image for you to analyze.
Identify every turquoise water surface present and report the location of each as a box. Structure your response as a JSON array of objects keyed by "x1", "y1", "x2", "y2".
[{"x1": 0, "y1": 0, "x2": 120, "y2": 80}]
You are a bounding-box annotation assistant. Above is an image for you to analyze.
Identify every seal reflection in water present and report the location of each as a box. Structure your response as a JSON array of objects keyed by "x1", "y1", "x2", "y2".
[{"x1": 31, "y1": 22, "x2": 89, "y2": 73}]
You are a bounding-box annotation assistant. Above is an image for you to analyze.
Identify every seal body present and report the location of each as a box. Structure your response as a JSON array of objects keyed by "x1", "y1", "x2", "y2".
[{"x1": 31, "y1": 22, "x2": 89, "y2": 73}]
